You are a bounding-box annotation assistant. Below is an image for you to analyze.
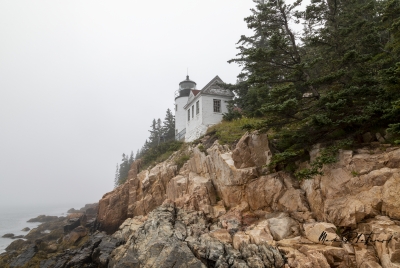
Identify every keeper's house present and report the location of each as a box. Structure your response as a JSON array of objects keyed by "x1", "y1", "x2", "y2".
[{"x1": 174, "y1": 75, "x2": 234, "y2": 142}]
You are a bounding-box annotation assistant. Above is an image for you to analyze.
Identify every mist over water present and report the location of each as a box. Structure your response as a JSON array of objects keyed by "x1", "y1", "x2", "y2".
[{"x1": 0, "y1": 202, "x2": 88, "y2": 254}]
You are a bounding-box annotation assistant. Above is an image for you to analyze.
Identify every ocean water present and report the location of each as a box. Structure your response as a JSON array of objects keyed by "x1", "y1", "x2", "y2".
[{"x1": 0, "y1": 203, "x2": 85, "y2": 254}]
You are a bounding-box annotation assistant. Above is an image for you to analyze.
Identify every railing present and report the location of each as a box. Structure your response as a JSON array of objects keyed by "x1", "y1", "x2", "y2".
[{"x1": 175, "y1": 128, "x2": 186, "y2": 141}]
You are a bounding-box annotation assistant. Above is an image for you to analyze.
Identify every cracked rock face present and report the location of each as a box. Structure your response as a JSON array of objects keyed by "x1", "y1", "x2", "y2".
[
  {"x1": 109, "y1": 201, "x2": 285, "y2": 268},
  {"x1": 73, "y1": 132, "x2": 400, "y2": 267}
]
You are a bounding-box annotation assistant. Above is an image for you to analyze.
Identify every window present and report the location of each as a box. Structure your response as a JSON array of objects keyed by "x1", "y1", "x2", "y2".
[
  {"x1": 192, "y1": 105, "x2": 194, "y2": 118},
  {"x1": 196, "y1": 101, "x2": 199, "y2": 114},
  {"x1": 175, "y1": 104, "x2": 177, "y2": 111},
  {"x1": 213, "y1": 99, "x2": 221, "y2": 113},
  {"x1": 188, "y1": 109, "x2": 190, "y2": 121}
]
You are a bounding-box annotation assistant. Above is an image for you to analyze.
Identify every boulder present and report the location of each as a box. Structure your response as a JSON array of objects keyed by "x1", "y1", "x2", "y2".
[
  {"x1": 232, "y1": 131, "x2": 272, "y2": 169},
  {"x1": 21, "y1": 227, "x2": 30, "y2": 232},
  {"x1": 27, "y1": 215, "x2": 58, "y2": 222},
  {"x1": 382, "y1": 171, "x2": 400, "y2": 219},
  {"x1": 355, "y1": 247, "x2": 381, "y2": 268},
  {"x1": 245, "y1": 226, "x2": 274, "y2": 245},
  {"x1": 9, "y1": 245, "x2": 37, "y2": 268},
  {"x1": 266, "y1": 213, "x2": 300, "y2": 241},
  {"x1": 63, "y1": 226, "x2": 87, "y2": 245},
  {"x1": 363, "y1": 132, "x2": 374, "y2": 143},
  {"x1": 376, "y1": 132, "x2": 386, "y2": 143},
  {"x1": 5, "y1": 239, "x2": 27, "y2": 252},
  {"x1": 233, "y1": 232, "x2": 251, "y2": 250},
  {"x1": 210, "y1": 229, "x2": 232, "y2": 244},
  {"x1": 2, "y1": 233, "x2": 15, "y2": 238},
  {"x1": 303, "y1": 222, "x2": 339, "y2": 246}
]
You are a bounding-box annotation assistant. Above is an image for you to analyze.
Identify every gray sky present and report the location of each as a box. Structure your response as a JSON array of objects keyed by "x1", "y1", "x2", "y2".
[{"x1": 0, "y1": 0, "x2": 257, "y2": 207}]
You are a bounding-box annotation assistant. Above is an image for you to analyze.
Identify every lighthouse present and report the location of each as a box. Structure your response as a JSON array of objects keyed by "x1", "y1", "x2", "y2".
[{"x1": 174, "y1": 75, "x2": 196, "y2": 140}]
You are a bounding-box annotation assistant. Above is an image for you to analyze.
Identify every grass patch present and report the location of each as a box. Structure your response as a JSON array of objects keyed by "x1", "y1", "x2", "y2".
[
  {"x1": 174, "y1": 154, "x2": 190, "y2": 171},
  {"x1": 206, "y1": 117, "x2": 265, "y2": 145}
]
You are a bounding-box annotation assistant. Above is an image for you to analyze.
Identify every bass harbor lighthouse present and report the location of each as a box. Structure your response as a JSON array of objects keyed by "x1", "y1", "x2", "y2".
[
  {"x1": 174, "y1": 75, "x2": 196, "y2": 141},
  {"x1": 174, "y1": 75, "x2": 234, "y2": 142}
]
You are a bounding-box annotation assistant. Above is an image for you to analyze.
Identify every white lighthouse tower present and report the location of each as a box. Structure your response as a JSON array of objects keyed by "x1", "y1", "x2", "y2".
[{"x1": 175, "y1": 75, "x2": 196, "y2": 140}]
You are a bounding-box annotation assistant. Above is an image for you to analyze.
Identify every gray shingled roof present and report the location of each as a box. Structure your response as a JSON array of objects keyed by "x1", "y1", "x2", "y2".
[
  {"x1": 200, "y1": 76, "x2": 234, "y2": 97},
  {"x1": 184, "y1": 76, "x2": 234, "y2": 109}
]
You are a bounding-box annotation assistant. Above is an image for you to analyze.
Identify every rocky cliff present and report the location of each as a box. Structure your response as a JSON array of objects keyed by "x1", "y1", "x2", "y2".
[
  {"x1": 94, "y1": 132, "x2": 400, "y2": 267},
  {"x1": 3, "y1": 132, "x2": 400, "y2": 267}
]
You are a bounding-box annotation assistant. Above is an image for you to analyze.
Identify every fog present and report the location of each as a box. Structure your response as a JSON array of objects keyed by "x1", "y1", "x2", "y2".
[{"x1": 0, "y1": 0, "x2": 258, "y2": 207}]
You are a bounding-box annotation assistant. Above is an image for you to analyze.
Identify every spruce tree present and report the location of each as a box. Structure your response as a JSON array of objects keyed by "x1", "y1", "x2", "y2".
[
  {"x1": 162, "y1": 108, "x2": 175, "y2": 140},
  {"x1": 114, "y1": 164, "x2": 119, "y2": 188},
  {"x1": 227, "y1": 0, "x2": 400, "y2": 168}
]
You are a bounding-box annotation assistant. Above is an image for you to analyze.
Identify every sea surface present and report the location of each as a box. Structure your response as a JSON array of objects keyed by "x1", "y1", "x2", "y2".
[{"x1": 0, "y1": 203, "x2": 85, "y2": 254}]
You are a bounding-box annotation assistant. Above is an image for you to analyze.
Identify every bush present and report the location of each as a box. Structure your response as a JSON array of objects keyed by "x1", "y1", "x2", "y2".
[
  {"x1": 206, "y1": 117, "x2": 265, "y2": 145},
  {"x1": 140, "y1": 140, "x2": 183, "y2": 169},
  {"x1": 174, "y1": 154, "x2": 190, "y2": 171}
]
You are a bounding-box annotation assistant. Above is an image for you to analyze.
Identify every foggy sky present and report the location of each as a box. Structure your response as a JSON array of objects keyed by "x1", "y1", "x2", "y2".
[{"x1": 0, "y1": 0, "x2": 257, "y2": 207}]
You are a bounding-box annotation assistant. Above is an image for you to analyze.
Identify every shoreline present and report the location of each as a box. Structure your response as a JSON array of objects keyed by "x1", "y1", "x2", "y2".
[{"x1": 0, "y1": 203, "x2": 95, "y2": 254}]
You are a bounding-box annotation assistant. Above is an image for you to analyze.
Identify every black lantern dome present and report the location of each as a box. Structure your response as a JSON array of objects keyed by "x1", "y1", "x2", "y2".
[{"x1": 175, "y1": 75, "x2": 196, "y2": 99}]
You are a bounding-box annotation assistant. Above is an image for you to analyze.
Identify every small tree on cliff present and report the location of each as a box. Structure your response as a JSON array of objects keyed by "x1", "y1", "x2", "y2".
[
  {"x1": 114, "y1": 164, "x2": 119, "y2": 188},
  {"x1": 118, "y1": 153, "x2": 130, "y2": 185},
  {"x1": 162, "y1": 108, "x2": 175, "y2": 141}
]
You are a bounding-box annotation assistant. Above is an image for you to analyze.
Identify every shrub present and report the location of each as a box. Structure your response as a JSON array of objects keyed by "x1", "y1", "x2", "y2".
[
  {"x1": 140, "y1": 140, "x2": 183, "y2": 170},
  {"x1": 174, "y1": 154, "x2": 190, "y2": 171},
  {"x1": 206, "y1": 117, "x2": 265, "y2": 145}
]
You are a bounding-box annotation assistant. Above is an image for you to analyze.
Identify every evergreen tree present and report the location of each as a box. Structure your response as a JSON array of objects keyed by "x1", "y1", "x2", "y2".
[
  {"x1": 227, "y1": 0, "x2": 400, "y2": 168},
  {"x1": 114, "y1": 164, "x2": 119, "y2": 188},
  {"x1": 156, "y1": 118, "x2": 162, "y2": 144},
  {"x1": 148, "y1": 119, "x2": 158, "y2": 147},
  {"x1": 162, "y1": 108, "x2": 175, "y2": 140},
  {"x1": 129, "y1": 151, "x2": 134, "y2": 165},
  {"x1": 118, "y1": 153, "x2": 130, "y2": 185}
]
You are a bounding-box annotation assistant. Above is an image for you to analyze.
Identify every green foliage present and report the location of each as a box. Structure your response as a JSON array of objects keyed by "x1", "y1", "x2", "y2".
[
  {"x1": 387, "y1": 123, "x2": 400, "y2": 134},
  {"x1": 174, "y1": 154, "x2": 190, "y2": 171},
  {"x1": 162, "y1": 108, "x2": 176, "y2": 140},
  {"x1": 114, "y1": 108, "x2": 178, "y2": 186},
  {"x1": 117, "y1": 152, "x2": 134, "y2": 185},
  {"x1": 294, "y1": 140, "x2": 353, "y2": 180},
  {"x1": 207, "y1": 117, "x2": 265, "y2": 144},
  {"x1": 227, "y1": 0, "x2": 400, "y2": 168},
  {"x1": 269, "y1": 149, "x2": 304, "y2": 172},
  {"x1": 198, "y1": 144, "x2": 207, "y2": 155},
  {"x1": 140, "y1": 140, "x2": 183, "y2": 170}
]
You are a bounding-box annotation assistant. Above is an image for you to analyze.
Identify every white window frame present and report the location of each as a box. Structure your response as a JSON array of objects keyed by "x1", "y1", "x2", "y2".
[{"x1": 213, "y1": 99, "x2": 221, "y2": 113}]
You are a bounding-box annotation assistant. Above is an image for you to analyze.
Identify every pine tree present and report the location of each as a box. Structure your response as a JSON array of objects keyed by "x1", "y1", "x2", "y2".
[
  {"x1": 156, "y1": 118, "x2": 162, "y2": 144},
  {"x1": 129, "y1": 151, "x2": 134, "y2": 165},
  {"x1": 162, "y1": 108, "x2": 175, "y2": 140},
  {"x1": 148, "y1": 119, "x2": 158, "y2": 147},
  {"x1": 114, "y1": 164, "x2": 119, "y2": 188},
  {"x1": 227, "y1": 0, "x2": 400, "y2": 168},
  {"x1": 118, "y1": 153, "x2": 130, "y2": 185}
]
